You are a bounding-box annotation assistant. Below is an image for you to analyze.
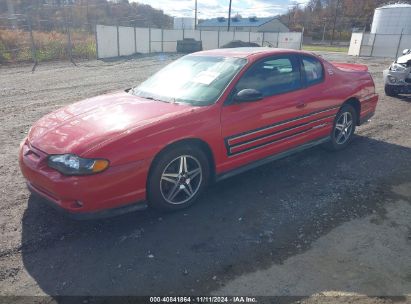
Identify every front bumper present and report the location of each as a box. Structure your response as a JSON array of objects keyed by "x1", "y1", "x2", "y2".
[
  {"x1": 28, "y1": 182, "x2": 148, "y2": 220},
  {"x1": 19, "y1": 138, "x2": 150, "y2": 218},
  {"x1": 383, "y1": 68, "x2": 411, "y2": 93}
]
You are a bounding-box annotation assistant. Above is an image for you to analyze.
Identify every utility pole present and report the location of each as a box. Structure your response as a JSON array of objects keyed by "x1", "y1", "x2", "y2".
[
  {"x1": 227, "y1": 0, "x2": 232, "y2": 31},
  {"x1": 330, "y1": 0, "x2": 340, "y2": 45},
  {"x1": 194, "y1": 0, "x2": 198, "y2": 30}
]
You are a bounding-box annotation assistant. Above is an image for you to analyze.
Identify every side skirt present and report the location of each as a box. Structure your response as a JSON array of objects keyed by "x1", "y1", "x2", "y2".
[{"x1": 215, "y1": 136, "x2": 331, "y2": 182}]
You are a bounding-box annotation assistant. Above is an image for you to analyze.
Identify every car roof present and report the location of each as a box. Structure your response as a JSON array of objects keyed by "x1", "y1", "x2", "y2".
[{"x1": 191, "y1": 47, "x2": 311, "y2": 59}]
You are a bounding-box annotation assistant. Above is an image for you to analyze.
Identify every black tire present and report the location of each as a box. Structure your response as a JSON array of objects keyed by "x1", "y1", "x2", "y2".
[
  {"x1": 385, "y1": 84, "x2": 398, "y2": 97},
  {"x1": 147, "y1": 145, "x2": 210, "y2": 211},
  {"x1": 323, "y1": 104, "x2": 357, "y2": 151}
]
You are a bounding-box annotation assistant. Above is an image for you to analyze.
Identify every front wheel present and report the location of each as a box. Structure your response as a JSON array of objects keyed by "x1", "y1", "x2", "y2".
[
  {"x1": 323, "y1": 104, "x2": 356, "y2": 151},
  {"x1": 147, "y1": 145, "x2": 210, "y2": 211}
]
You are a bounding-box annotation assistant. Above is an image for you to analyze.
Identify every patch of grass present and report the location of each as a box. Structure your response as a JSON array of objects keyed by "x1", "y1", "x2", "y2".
[
  {"x1": 303, "y1": 44, "x2": 349, "y2": 53},
  {"x1": 72, "y1": 37, "x2": 96, "y2": 60},
  {"x1": 0, "y1": 41, "x2": 12, "y2": 62},
  {"x1": 0, "y1": 29, "x2": 96, "y2": 64}
]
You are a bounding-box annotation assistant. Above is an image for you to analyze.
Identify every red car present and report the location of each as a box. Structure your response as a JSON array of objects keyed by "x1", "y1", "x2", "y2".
[{"x1": 19, "y1": 48, "x2": 378, "y2": 219}]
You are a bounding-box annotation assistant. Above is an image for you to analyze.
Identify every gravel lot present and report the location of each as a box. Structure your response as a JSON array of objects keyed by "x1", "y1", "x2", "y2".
[{"x1": 0, "y1": 52, "x2": 410, "y2": 303}]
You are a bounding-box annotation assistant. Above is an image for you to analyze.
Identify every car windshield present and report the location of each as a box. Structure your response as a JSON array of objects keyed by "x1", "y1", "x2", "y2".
[{"x1": 132, "y1": 55, "x2": 247, "y2": 106}]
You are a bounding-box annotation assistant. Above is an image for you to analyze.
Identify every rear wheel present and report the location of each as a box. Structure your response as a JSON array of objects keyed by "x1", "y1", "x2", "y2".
[
  {"x1": 147, "y1": 145, "x2": 209, "y2": 211},
  {"x1": 385, "y1": 84, "x2": 399, "y2": 97},
  {"x1": 323, "y1": 104, "x2": 356, "y2": 151}
]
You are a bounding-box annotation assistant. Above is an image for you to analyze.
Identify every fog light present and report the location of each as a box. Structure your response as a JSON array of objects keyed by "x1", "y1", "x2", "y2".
[
  {"x1": 75, "y1": 200, "x2": 83, "y2": 207},
  {"x1": 388, "y1": 76, "x2": 398, "y2": 83}
]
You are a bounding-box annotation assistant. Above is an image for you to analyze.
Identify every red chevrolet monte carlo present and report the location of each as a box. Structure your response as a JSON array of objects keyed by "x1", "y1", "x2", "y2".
[{"x1": 19, "y1": 48, "x2": 378, "y2": 219}]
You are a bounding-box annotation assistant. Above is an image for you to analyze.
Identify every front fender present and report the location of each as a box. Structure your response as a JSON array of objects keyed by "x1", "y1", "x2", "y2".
[{"x1": 82, "y1": 105, "x2": 223, "y2": 169}]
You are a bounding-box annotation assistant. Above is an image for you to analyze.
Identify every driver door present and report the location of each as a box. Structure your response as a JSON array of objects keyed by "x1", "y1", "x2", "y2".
[{"x1": 220, "y1": 54, "x2": 307, "y2": 171}]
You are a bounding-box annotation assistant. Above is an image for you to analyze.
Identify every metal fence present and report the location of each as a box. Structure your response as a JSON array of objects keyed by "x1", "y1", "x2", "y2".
[
  {"x1": 348, "y1": 32, "x2": 411, "y2": 58},
  {"x1": 96, "y1": 24, "x2": 303, "y2": 59}
]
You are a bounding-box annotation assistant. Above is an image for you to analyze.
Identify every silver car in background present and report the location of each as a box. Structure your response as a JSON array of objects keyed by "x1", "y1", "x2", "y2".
[{"x1": 384, "y1": 49, "x2": 411, "y2": 97}]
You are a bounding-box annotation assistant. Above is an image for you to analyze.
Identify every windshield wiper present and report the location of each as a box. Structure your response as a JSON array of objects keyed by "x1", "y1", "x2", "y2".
[
  {"x1": 132, "y1": 91, "x2": 183, "y2": 104},
  {"x1": 143, "y1": 96, "x2": 169, "y2": 103}
]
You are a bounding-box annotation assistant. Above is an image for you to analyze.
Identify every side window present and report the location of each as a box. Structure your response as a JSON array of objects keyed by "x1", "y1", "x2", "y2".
[
  {"x1": 302, "y1": 56, "x2": 324, "y2": 86},
  {"x1": 234, "y1": 56, "x2": 302, "y2": 97}
]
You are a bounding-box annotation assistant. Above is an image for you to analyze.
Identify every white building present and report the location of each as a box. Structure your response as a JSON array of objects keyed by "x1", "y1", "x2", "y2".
[
  {"x1": 173, "y1": 17, "x2": 195, "y2": 30},
  {"x1": 198, "y1": 16, "x2": 289, "y2": 32}
]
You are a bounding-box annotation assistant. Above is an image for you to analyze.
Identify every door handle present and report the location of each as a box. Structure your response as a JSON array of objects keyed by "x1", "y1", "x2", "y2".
[{"x1": 296, "y1": 102, "x2": 306, "y2": 109}]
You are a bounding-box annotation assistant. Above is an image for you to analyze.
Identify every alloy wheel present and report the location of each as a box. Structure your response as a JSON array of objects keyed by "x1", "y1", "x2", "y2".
[
  {"x1": 334, "y1": 112, "x2": 353, "y2": 145},
  {"x1": 160, "y1": 155, "x2": 203, "y2": 205}
]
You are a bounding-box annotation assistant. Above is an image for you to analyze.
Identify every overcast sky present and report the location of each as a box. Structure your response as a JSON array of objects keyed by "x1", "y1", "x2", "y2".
[{"x1": 130, "y1": 0, "x2": 309, "y2": 19}]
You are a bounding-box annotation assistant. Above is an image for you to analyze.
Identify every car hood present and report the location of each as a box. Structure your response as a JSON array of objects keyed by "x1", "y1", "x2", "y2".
[
  {"x1": 397, "y1": 53, "x2": 411, "y2": 64},
  {"x1": 28, "y1": 91, "x2": 194, "y2": 155}
]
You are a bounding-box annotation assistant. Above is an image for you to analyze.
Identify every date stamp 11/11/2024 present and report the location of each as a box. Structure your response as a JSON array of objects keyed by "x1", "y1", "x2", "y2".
[{"x1": 150, "y1": 296, "x2": 258, "y2": 303}]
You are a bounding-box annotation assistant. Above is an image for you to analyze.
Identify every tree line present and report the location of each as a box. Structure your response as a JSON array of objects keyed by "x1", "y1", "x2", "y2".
[
  {"x1": 2, "y1": 0, "x2": 411, "y2": 41},
  {"x1": 0, "y1": 0, "x2": 173, "y2": 32},
  {"x1": 280, "y1": 0, "x2": 411, "y2": 41}
]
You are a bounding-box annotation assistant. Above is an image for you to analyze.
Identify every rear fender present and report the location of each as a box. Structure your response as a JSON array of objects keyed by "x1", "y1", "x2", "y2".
[{"x1": 331, "y1": 62, "x2": 368, "y2": 72}]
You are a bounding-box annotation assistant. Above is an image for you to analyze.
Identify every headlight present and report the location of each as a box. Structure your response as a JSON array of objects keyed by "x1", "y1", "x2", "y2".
[
  {"x1": 48, "y1": 154, "x2": 109, "y2": 175},
  {"x1": 390, "y1": 63, "x2": 407, "y2": 72}
]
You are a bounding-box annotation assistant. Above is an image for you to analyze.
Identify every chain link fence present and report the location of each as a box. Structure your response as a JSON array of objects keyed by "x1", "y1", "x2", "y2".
[{"x1": 0, "y1": 5, "x2": 96, "y2": 71}]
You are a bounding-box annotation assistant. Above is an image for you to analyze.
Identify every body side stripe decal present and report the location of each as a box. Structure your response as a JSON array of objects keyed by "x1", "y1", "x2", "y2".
[
  {"x1": 230, "y1": 114, "x2": 335, "y2": 150},
  {"x1": 226, "y1": 104, "x2": 340, "y2": 144},
  {"x1": 228, "y1": 125, "x2": 328, "y2": 157}
]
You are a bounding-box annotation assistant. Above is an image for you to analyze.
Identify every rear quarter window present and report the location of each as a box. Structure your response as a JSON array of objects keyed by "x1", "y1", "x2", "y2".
[{"x1": 302, "y1": 56, "x2": 324, "y2": 86}]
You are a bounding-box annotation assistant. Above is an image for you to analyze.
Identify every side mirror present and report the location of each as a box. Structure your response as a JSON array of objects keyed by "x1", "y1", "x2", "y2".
[
  {"x1": 234, "y1": 89, "x2": 263, "y2": 102},
  {"x1": 402, "y1": 49, "x2": 410, "y2": 55}
]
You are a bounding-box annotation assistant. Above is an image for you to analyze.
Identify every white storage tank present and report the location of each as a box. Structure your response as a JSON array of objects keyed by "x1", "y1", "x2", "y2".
[{"x1": 371, "y1": 3, "x2": 411, "y2": 34}]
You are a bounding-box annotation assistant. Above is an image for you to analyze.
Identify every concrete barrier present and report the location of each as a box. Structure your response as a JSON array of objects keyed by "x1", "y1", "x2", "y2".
[
  {"x1": 349, "y1": 32, "x2": 411, "y2": 58},
  {"x1": 96, "y1": 25, "x2": 303, "y2": 59}
]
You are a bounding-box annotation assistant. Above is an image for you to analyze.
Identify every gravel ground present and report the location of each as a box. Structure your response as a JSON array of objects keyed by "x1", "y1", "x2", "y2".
[{"x1": 0, "y1": 52, "x2": 410, "y2": 303}]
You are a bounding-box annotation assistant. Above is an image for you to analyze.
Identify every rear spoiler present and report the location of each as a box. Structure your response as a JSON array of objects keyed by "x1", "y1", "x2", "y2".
[{"x1": 331, "y1": 62, "x2": 369, "y2": 72}]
